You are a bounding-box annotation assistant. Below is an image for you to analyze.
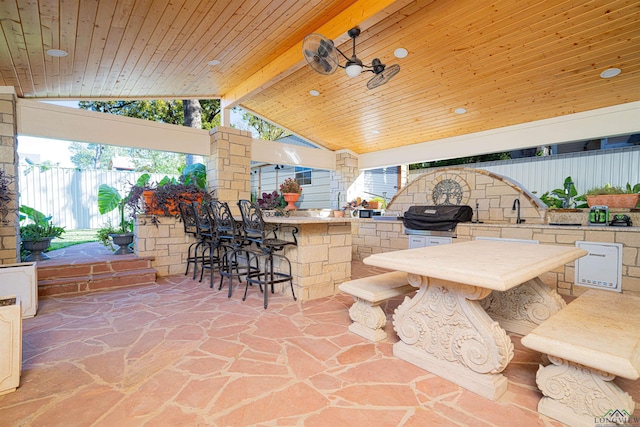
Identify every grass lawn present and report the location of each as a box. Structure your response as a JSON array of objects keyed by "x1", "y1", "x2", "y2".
[{"x1": 49, "y1": 229, "x2": 99, "y2": 251}]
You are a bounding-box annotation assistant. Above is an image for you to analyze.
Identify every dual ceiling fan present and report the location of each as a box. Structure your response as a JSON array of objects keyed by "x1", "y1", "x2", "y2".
[{"x1": 302, "y1": 27, "x2": 400, "y2": 90}]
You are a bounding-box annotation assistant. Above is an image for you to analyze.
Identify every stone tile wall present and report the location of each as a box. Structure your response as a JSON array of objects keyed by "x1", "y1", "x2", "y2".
[
  {"x1": 385, "y1": 167, "x2": 546, "y2": 224},
  {"x1": 0, "y1": 89, "x2": 19, "y2": 265},
  {"x1": 208, "y1": 127, "x2": 252, "y2": 210},
  {"x1": 135, "y1": 215, "x2": 196, "y2": 277}
]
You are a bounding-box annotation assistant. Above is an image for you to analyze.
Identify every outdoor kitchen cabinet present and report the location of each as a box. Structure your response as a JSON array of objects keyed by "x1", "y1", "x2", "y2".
[{"x1": 408, "y1": 235, "x2": 453, "y2": 249}]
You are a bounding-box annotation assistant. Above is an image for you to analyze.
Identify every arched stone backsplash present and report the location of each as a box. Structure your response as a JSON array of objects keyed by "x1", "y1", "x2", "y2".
[{"x1": 386, "y1": 167, "x2": 547, "y2": 224}]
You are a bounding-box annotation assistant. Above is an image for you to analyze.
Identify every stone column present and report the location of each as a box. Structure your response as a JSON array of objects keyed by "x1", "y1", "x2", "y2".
[
  {"x1": 331, "y1": 150, "x2": 359, "y2": 210},
  {"x1": 207, "y1": 126, "x2": 253, "y2": 211},
  {"x1": 0, "y1": 87, "x2": 19, "y2": 264}
]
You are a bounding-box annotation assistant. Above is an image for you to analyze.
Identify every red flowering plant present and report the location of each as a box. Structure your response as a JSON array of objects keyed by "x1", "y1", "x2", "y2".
[{"x1": 279, "y1": 178, "x2": 302, "y2": 194}]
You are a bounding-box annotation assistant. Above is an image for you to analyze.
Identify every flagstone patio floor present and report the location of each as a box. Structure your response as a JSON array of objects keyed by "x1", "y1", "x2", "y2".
[{"x1": 1, "y1": 245, "x2": 638, "y2": 426}]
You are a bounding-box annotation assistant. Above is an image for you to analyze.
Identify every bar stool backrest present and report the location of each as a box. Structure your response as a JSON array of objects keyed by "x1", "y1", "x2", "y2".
[
  {"x1": 178, "y1": 201, "x2": 198, "y2": 236},
  {"x1": 190, "y1": 202, "x2": 212, "y2": 237},
  {"x1": 211, "y1": 201, "x2": 240, "y2": 241},
  {"x1": 237, "y1": 199, "x2": 267, "y2": 243}
]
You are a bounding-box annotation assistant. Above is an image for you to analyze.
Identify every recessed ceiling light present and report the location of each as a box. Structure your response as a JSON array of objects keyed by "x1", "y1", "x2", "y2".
[
  {"x1": 372, "y1": 130, "x2": 380, "y2": 135},
  {"x1": 394, "y1": 48, "x2": 408, "y2": 59},
  {"x1": 309, "y1": 90, "x2": 320, "y2": 96},
  {"x1": 46, "y1": 49, "x2": 68, "y2": 57},
  {"x1": 600, "y1": 67, "x2": 621, "y2": 79},
  {"x1": 207, "y1": 59, "x2": 221, "y2": 66},
  {"x1": 454, "y1": 107, "x2": 467, "y2": 115}
]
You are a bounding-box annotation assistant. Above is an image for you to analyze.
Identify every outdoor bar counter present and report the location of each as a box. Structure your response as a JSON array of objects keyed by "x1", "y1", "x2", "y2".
[{"x1": 260, "y1": 215, "x2": 355, "y2": 301}]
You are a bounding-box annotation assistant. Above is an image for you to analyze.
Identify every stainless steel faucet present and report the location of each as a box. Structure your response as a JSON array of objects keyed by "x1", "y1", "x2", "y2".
[{"x1": 512, "y1": 198, "x2": 524, "y2": 224}]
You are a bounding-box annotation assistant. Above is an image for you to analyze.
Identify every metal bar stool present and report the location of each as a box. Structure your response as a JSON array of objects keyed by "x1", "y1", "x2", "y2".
[
  {"x1": 178, "y1": 201, "x2": 201, "y2": 278},
  {"x1": 211, "y1": 200, "x2": 260, "y2": 298},
  {"x1": 186, "y1": 202, "x2": 215, "y2": 281},
  {"x1": 237, "y1": 199, "x2": 298, "y2": 309},
  {"x1": 198, "y1": 201, "x2": 223, "y2": 287}
]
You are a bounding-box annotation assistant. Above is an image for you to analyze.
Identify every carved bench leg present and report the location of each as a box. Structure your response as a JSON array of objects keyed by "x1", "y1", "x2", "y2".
[
  {"x1": 347, "y1": 296, "x2": 387, "y2": 342},
  {"x1": 536, "y1": 355, "x2": 635, "y2": 427}
]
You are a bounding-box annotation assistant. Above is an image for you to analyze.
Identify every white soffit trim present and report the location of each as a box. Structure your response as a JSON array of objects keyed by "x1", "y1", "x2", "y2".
[
  {"x1": 359, "y1": 101, "x2": 640, "y2": 169},
  {"x1": 251, "y1": 139, "x2": 335, "y2": 170},
  {"x1": 16, "y1": 99, "x2": 210, "y2": 155}
]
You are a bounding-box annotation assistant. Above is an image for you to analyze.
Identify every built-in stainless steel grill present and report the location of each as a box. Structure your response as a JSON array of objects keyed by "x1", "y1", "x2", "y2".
[{"x1": 403, "y1": 205, "x2": 473, "y2": 238}]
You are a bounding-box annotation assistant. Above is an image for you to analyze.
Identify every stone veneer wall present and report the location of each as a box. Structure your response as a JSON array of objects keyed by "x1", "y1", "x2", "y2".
[
  {"x1": 0, "y1": 88, "x2": 19, "y2": 265},
  {"x1": 135, "y1": 215, "x2": 196, "y2": 276},
  {"x1": 331, "y1": 151, "x2": 358, "y2": 210},
  {"x1": 207, "y1": 127, "x2": 253, "y2": 209},
  {"x1": 385, "y1": 167, "x2": 546, "y2": 224}
]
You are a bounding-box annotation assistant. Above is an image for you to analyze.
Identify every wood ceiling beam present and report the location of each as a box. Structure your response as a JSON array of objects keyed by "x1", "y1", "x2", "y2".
[{"x1": 220, "y1": 0, "x2": 413, "y2": 116}]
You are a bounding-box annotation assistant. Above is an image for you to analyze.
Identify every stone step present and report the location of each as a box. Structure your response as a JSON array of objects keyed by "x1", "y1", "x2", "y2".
[
  {"x1": 37, "y1": 257, "x2": 154, "y2": 280},
  {"x1": 37, "y1": 257, "x2": 157, "y2": 297}
]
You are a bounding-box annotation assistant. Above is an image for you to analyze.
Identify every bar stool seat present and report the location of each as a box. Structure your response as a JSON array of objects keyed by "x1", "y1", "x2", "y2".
[
  {"x1": 237, "y1": 200, "x2": 298, "y2": 308},
  {"x1": 212, "y1": 201, "x2": 260, "y2": 298}
]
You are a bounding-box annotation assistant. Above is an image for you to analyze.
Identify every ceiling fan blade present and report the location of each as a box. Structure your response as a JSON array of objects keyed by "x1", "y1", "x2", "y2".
[
  {"x1": 303, "y1": 33, "x2": 339, "y2": 75},
  {"x1": 366, "y1": 64, "x2": 400, "y2": 89}
]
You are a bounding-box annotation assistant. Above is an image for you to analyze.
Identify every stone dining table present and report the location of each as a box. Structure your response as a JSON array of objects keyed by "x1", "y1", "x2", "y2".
[{"x1": 363, "y1": 240, "x2": 587, "y2": 401}]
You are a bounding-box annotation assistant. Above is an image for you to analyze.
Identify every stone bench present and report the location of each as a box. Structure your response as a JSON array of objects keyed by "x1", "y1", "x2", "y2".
[
  {"x1": 339, "y1": 271, "x2": 415, "y2": 342},
  {"x1": 521, "y1": 289, "x2": 640, "y2": 427}
]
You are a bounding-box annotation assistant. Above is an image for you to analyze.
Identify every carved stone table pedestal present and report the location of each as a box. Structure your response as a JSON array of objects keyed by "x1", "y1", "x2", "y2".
[
  {"x1": 393, "y1": 274, "x2": 514, "y2": 400},
  {"x1": 481, "y1": 277, "x2": 567, "y2": 335}
]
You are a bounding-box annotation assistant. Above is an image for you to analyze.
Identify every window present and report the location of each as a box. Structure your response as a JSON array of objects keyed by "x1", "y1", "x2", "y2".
[{"x1": 295, "y1": 167, "x2": 312, "y2": 185}]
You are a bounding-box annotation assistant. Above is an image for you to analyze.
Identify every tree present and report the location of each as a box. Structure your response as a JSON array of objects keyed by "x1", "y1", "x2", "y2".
[
  {"x1": 76, "y1": 100, "x2": 222, "y2": 172},
  {"x1": 241, "y1": 111, "x2": 290, "y2": 141}
]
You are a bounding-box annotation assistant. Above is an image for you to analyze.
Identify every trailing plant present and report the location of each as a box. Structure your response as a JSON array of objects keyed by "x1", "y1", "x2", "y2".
[{"x1": 130, "y1": 164, "x2": 214, "y2": 216}]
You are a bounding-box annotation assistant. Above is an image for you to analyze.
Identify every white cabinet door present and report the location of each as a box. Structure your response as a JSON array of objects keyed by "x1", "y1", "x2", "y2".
[
  {"x1": 426, "y1": 237, "x2": 452, "y2": 246},
  {"x1": 409, "y1": 236, "x2": 452, "y2": 248},
  {"x1": 409, "y1": 235, "x2": 426, "y2": 249}
]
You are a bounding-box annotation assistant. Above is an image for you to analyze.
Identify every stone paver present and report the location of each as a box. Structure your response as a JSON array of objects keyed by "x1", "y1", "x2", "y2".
[{"x1": 1, "y1": 256, "x2": 639, "y2": 426}]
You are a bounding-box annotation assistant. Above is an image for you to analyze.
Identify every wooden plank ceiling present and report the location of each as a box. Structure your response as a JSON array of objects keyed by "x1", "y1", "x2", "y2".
[{"x1": 1, "y1": 0, "x2": 638, "y2": 155}]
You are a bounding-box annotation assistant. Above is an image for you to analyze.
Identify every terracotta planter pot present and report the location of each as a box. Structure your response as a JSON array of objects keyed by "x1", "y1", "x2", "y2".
[
  {"x1": 143, "y1": 190, "x2": 203, "y2": 215},
  {"x1": 282, "y1": 193, "x2": 300, "y2": 210},
  {"x1": 367, "y1": 201, "x2": 379, "y2": 209},
  {"x1": 586, "y1": 194, "x2": 640, "y2": 209},
  {"x1": 333, "y1": 210, "x2": 344, "y2": 218}
]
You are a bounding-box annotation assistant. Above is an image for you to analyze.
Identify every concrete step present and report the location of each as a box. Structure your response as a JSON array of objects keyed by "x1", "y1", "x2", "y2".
[{"x1": 37, "y1": 257, "x2": 157, "y2": 297}]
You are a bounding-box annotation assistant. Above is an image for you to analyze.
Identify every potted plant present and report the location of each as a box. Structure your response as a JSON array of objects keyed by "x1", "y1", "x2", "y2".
[
  {"x1": 334, "y1": 192, "x2": 344, "y2": 217},
  {"x1": 140, "y1": 164, "x2": 213, "y2": 216},
  {"x1": 257, "y1": 191, "x2": 286, "y2": 216},
  {"x1": 279, "y1": 177, "x2": 302, "y2": 210},
  {"x1": 583, "y1": 183, "x2": 640, "y2": 208},
  {"x1": 540, "y1": 176, "x2": 588, "y2": 209},
  {"x1": 97, "y1": 181, "x2": 138, "y2": 254},
  {"x1": 19, "y1": 205, "x2": 65, "y2": 261}
]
